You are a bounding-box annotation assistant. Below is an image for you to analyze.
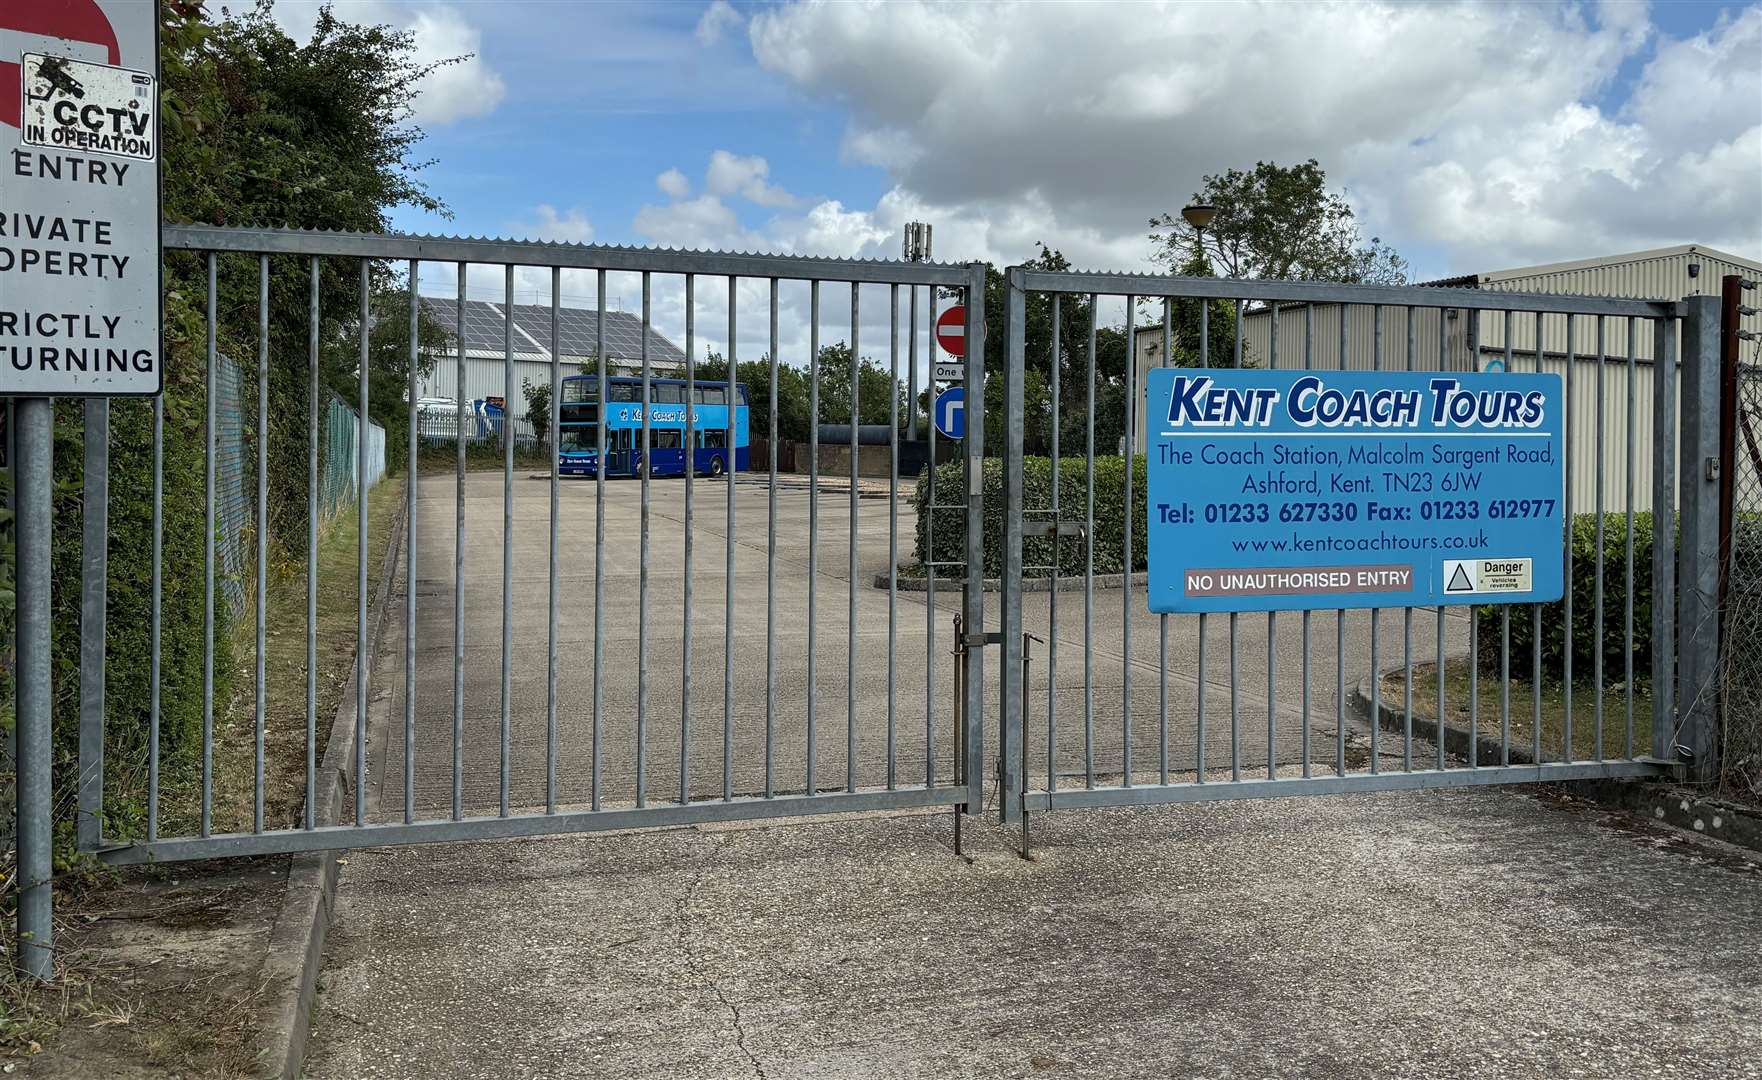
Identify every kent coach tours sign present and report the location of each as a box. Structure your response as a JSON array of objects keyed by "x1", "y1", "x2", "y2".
[
  {"x1": 1144, "y1": 368, "x2": 1566, "y2": 614},
  {"x1": 1, "y1": 0, "x2": 161, "y2": 395}
]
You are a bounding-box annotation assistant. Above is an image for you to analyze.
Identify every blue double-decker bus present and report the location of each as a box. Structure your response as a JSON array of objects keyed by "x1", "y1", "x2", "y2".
[{"x1": 558, "y1": 374, "x2": 750, "y2": 478}]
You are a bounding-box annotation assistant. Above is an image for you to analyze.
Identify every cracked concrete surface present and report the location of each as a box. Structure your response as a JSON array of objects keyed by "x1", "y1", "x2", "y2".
[
  {"x1": 676, "y1": 833, "x2": 768, "y2": 1080},
  {"x1": 304, "y1": 791, "x2": 1761, "y2": 1079}
]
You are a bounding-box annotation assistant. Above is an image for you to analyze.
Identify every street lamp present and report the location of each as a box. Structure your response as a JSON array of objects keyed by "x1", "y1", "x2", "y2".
[
  {"x1": 902, "y1": 222, "x2": 934, "y2": 440},
  {"x1": 1180, "y1": 203, "x2": 1218, "y2": 231},
  {"x1": 1180, "y1": 203, "x2": 1217, "y2": 274}
]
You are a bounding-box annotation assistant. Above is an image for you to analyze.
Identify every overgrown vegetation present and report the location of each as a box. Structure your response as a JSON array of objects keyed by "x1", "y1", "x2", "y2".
[{"x1": 4, "y1": 0, "x2": 458, "y2": 874}]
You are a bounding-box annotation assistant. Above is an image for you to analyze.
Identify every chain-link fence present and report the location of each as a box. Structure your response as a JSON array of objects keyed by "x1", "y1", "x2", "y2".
[
  {"x1": 213, "y1": 354, "x2": 384, "y2": 621},
  {"x1": 1723, "y1": 337, "x2": 1762, "y2": 798}
]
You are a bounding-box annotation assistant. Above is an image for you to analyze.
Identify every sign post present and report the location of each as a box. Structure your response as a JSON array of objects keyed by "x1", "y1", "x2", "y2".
[
  {"x1": 1144, "y1": 369, "x2": 1565, "y2": 613},
  {"x1": 2, "y1": 0, "x2": 161, "y2": 979}
]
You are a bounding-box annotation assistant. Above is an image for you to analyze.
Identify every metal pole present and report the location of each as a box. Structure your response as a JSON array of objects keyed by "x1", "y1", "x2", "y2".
[
  {"x1": 1000, "y1": 268, "x2": 1026, "y2": 821},
  {"x1": 14, "y1": 397, "x2": 54, "y2": 979},
  {"x1": 1651, "y1": 317, "x2": 1678, "y2": 760},
  {"x1": 1677, "y1": 294, "x2": 1724, "y2": 780},
  {"x1": 909, "y1": 285, "x2": 920, "y2": 441},
  {"x1": 78, "y1": 399, "x2": 109, "y2": 852}
]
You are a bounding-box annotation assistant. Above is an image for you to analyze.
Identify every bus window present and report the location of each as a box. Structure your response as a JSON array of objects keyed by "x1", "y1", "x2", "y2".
[
  {"x1": 650, "y1": 430, "x2": 680, "y2": 449},
  {"x1": 562, "y1": 380, "x2": 597, "y2": 403},
  {"x1": 695, "y1": 385, "x2": 726, "y2": 405},
  {"x1": 654, "y1": 384, "x2": 684, "y2": 404},
  {"x1": 610, "y1": 382, "x2": 640, "y2": 403},
  {"x1": 737, "y1": 385, "x2": 750, "y2": 406},
  {"x1": 703, "y1": 429, "x2": 726, "y2": 449}
]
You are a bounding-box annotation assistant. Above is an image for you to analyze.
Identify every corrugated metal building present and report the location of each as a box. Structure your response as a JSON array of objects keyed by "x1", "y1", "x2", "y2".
[
  {"x1": 1134, "y1": 244, "x2": 1762, "y2": 511},
  {"x1": 418, "y1": 297, "x2": 686, "y2": 441}
]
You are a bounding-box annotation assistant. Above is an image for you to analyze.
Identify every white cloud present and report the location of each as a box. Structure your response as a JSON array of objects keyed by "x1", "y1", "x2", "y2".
[
  {"x1": 742, "y1": 0, "x2": 1762, "y2": 276},
  {"x1": 634, "y1": 194, "x2": 763, "y2": 251},
  {"x1": 705, "y1": 150, "x2": 798, "y2": 207},
  {"x1": 695, "y1": 0, "x2": 745, "y2": 46},
  {"x1": 270, "y1": 1, "x2": 505, "y2": 125},
  {"x1": 656, "y1": 168, "x2": 692, "y2": 199},
  {"x1": 516, "y1": 204, "x2": 594, "y2": 244}
]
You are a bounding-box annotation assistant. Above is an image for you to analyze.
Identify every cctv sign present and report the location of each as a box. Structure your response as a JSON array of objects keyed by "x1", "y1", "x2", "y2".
[
  {"x1": 22, "y1": 52, "x2": 156, "y2": 160},
  {"x1": 1, "y1": 0, "x2": 162, "y2": 395}
]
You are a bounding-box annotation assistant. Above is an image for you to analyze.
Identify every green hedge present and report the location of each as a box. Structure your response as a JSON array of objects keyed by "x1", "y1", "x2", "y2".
[
  {"x1": 1473, "y1": 510, "x2": 1663, "y2": 676},
  {"x1": 914, "y1": 455, "x2": 1148, "y2": 578},
  {"x1": 1476, "y1": 512, "x2": 1661, "y2": 684}
]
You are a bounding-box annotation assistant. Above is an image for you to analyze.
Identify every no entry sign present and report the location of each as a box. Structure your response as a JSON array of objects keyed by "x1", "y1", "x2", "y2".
[
  {"x1": 935, "y1": 304, "x2": 966, "y2": 358},
  {"x1": 1, "y1": 0, "x2": 161, "y2": 395}
]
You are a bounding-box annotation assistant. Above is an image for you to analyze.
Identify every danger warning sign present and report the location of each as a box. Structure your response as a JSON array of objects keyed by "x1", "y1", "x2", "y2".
[{"x1": 1442, "y1": 558, "x2": 1533, "y2": 595}]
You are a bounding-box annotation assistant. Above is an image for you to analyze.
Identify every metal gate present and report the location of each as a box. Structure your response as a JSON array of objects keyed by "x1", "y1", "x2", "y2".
[
  {"x1": 20, "y1": 232, "x2": 1736, "y2": 978},
  {"x1": 994, "y1": 267, "x2": 1707, "y2": 837},
  {"x1": 65, "y1": 229, "x2": 991, "y2": 864}
]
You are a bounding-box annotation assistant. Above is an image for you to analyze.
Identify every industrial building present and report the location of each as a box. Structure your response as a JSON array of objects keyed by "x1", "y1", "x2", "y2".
[
  {"x1": 1134, "y1": 244, "x2": 1762, "y2": 511},
  {"x1": 417, "y1": 297, "x2": 686, "y2": 443}
]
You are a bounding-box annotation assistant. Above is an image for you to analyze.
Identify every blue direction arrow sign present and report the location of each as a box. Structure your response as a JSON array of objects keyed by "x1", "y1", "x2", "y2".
[{"x1": 933, "y1": 386, "x2": 965, "y2": 440}]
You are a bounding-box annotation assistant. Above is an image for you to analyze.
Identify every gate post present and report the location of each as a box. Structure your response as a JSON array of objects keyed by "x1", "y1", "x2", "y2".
[
  {"x1": 999, "y1": 267, "x2": 1026, "y2": 823},
  {"x1": 962, "y1": 263, "x2": 988, "y2": 815},
  {"x1": 14, "y1": 398, "x2": 55, "y2": 979},
  {"x1": 1677, "y1": 295, "x2": 1723, "y2": 781}
]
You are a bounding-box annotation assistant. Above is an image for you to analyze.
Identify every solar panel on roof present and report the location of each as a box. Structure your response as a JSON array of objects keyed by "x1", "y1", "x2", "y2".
[{"x1": 418, "y1": 297, "x2": 683, "y2": 362}]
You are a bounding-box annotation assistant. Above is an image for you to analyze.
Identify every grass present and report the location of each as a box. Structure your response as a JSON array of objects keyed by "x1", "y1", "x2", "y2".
[
  {"x1": 417, "y1": 439, "x2": 548, "y2": 475},
  {"x1": 1382, "y1": 656, "x2": 1654, "y2": 764},
  {"x1": 0, "y1": 479, "x2": 403, "y2": 1069},
  {"x1": 207, "y1": 476, "x2": 403, "y2": 835}
]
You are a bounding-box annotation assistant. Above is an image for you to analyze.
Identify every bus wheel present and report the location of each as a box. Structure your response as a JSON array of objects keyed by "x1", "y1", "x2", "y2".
[{"x1": 709, "y1": 455, "x2": 724, "y2": 477}]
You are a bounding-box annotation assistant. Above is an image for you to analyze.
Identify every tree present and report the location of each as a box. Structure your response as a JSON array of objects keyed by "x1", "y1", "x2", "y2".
[
  {"x1": 522, "y1": 377, "x2": 552, "y2": 445},
  {"x1": 975, "y1": 245, "x2": 1150, "y2": 456},
  {"x1": 812, "y1": 343, "x2": 907, "y2": 429},
  {"x1": 1149, "y1": 160, "x2": 1409, "y2": 284},
  {"x1": 678, "y1": 352, "x2": 814, "y2": 443}
]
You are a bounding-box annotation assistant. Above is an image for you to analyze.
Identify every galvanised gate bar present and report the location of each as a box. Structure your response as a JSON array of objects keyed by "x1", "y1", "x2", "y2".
[
  {"x1": 76, "y1": 228, "x2": 989, "y2": 863},
  {"x1": 995, "y1": 267, "x2": 1709, "y2": 840}
]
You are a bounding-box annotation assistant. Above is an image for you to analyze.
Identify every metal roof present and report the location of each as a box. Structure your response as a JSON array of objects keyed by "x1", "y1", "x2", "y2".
[
  {"x1": 420, "y1": 296, "x2": 685, "y2": 365},
  {"x1": 1418, "y1": 244, "x2": 1762, "y2": 289}
]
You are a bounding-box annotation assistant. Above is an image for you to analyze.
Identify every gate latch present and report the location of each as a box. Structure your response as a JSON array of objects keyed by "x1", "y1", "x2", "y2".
[{"x1": 1023, "y1": 520, "x2": 1087, "y2": 542}]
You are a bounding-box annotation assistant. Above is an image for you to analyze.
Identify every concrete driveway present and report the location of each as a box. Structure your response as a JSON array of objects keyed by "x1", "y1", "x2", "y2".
[
  {"x1": 306, "y1": 787, "x2": 1762, "y2": 1079},
  {"x1": 304, "y1": 471, "x2": 1762, "y2": 1079},
  {"x1": 368, "y1": 470, "x2": 1462, "y2": 815}
]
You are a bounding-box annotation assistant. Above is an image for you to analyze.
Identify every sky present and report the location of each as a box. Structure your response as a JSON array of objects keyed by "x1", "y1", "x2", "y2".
[{"x1": 271, "y1": 0, "x2": 1762, "y2": 361}]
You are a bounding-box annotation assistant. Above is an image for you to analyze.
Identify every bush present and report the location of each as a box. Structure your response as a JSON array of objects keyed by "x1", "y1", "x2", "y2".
[
  {"x1": 914, "y1": 455, "x2": 1148, "y2": 578},
  {"x1": 1473, "y1": 512, "x2": 1659, "y2": 684}
]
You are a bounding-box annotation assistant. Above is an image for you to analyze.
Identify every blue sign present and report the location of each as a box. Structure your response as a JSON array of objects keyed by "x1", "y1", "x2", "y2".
[
  {"x1": 934, "y1": 386, "x2": 966, "y2": 440},
  {"x1": 1145, "y1": 369, "x2": 1565, "y2": 613}
]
